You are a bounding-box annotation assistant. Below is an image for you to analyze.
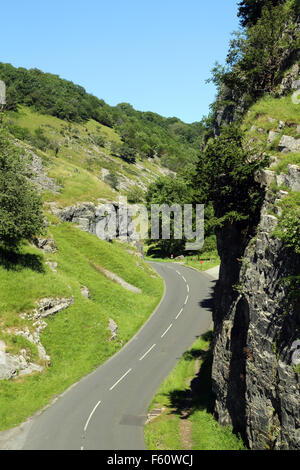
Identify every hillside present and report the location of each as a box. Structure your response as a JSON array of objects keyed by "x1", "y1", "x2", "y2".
[
  {"x1": 0, "y1": 66, "x2": 186, "y2": 429},
  {"x1": 0, "y1": 62, "x2": 205, "y2": 173}
]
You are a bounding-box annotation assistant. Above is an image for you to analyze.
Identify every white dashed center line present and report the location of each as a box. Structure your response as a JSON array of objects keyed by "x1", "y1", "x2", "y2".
[
  {"x1": 187, "y1": 284, "x2": 190, "y2": 293},
  {"x1": 139, "y1": 344, "x2": 156, "y2": 361},
  {"x1": 182, "y1": 276, "x2": 187, "y2": 283},
  {"x1": 84, "y1": 400, "x2": 102, "y2": 432},
  {"x1": 161, "y1": 323, "x2": 173, "y2": 338},
  {"x1": 109, "y1": 368, "x2": 132, "y2": 391},
  {"x1": 175, "y1": 308, "x2": 183, "y2": 320},
  {"x1": 184, "y1": 295, "x2": 189, "y2": 305}
]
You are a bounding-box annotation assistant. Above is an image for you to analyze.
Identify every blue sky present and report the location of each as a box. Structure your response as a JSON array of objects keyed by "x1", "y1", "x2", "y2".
[{"x1": 1, "y1": 0, "x2": 240, "y2": 123}]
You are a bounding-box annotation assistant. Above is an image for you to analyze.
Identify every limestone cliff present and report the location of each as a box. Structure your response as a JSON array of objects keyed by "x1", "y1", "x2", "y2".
[{"x1": 211, "y1": 69, "x2": 300, "y2": 450}]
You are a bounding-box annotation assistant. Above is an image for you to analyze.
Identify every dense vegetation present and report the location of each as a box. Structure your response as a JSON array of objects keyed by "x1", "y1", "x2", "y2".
[
  {"x1": 0, "y1": 129, "x2": 44, "y2": 248},
  {"x1": 0, "y1": 63, "x2": 205, "y2": 172},
  {"x1": 209, "y1": 0, "x2": 299, "y2": 112}
]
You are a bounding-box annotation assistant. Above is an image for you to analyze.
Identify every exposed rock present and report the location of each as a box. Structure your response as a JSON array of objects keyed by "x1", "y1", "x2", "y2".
[
  {"x1": 33, "y1": 237, "x2": 57, "y2": 254},
  {"x1": 0, "y1": 340, "x2": 43, "y2": 380},
  {"x1": 14, "y1": 142, "x2": 60, "y2": 193},
  {"x1": 107, "y1": 318, "x2": 118, "y2": 341},
  {"x1": 101, "y1": 268, "x2": 142, "y2": 294},
  {"x1": 278, "y1": 135, "x2": 300, "y2": 153},
  {"x1": 46, "y1": 261, "x2": 58, "y2": 273},
  {"x1": 80, "y1": 285, "x2": 90, "y2": 299},
  {"x1": 56, "y1": 201, "x2": 144, "y2": 256},
  {"x1": 267, "y1": 131, "x2": 279, "y2": 145},
  {"x1": 33, "y1": 297, "x2": 74, "y2": 318},
  {"x1": 212, "y1": 181, "x2": 300, "y2": 450},
  {"x1": 2, "y1": 296, "x2": 74, "y2": 380},
  {"x1": 277, "y1": 63, "x2": 300, "y2": 96}
]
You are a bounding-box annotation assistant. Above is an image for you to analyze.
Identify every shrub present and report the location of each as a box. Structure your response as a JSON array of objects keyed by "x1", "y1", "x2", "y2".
[{"x1": 0, "y1": 130, "x2": 44, "y2": 248}]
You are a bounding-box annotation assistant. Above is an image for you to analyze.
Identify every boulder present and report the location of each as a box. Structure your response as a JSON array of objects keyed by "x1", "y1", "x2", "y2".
[
  {"x1": 278, "y1": 135, "x2": 300, "y2": 153},
  {"x1": 108, "y1": 318, "x2": 118, "y2": 341}
]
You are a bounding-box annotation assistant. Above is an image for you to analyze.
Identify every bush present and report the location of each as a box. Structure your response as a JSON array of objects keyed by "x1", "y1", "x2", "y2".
[
  {"x1": 0, "y1": 130, "x2": 44, "y2": 248},
  {"x1": 126, "y1": 185, "x2": 145, "y2": 203},
  {"x1": 104, "y1": 173, "x2": 119, "y2": 190}
]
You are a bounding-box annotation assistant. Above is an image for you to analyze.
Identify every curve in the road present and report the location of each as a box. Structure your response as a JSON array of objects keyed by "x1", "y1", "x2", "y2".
[{"x1": 21, "y1": 262, "x2": 216, "y2": 450}]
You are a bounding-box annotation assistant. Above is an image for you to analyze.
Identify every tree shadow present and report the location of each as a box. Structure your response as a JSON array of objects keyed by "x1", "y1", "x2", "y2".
[
  {"x1": 199, "y1": 281, "x2": 217, "y2": 312},
  {"x1": 166, "y1": 344, "x2": 215, "y2": 420},
  {"x1": 0, "y1": 248, "x2": 45, "y2": 273}
]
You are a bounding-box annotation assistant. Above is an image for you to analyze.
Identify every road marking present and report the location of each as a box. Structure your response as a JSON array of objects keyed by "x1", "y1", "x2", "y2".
[
  {"x1": 175, "y1": 308, "x2": 183, "y2": 319},
  {"x1": 176, "y1": 270, "x2": 181, "y2": 275},
  {"x1": 184, "y1": 295, "x2": 189, "y2": 305},
  {"x1": 182, "y1": 276, "x2": 187, "y2": 283},
  {"x1": 139, "y1": 344, "x2": 156, "y2": 361},
  {"x1": 84, "y1": 400, "x2": 101, "y2": 432},
  {"x1": 81, "y1": 446, "x2": 84, "y2": 450},
  {"x1": 109, "y1": 368, "x2": 132, "y2": 391},
  {"x1": 161, "y1": 323, "x2": 173, "y2": 338},
  {"x1": 187, "y1": 284, "x2": 190, "y2": 293}
]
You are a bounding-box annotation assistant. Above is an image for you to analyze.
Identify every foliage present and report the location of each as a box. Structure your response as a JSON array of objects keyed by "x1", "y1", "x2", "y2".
[
  {"x1": 146, "y1": 176, "x2": 193, "y2": 257},
  {"x1": 0, "y1": 63, "x2": 205, "y2": 172},
  {"x1": 126, "y1": 185, "x2": 145, "y2": 203},
  {"x1": 209, "y1": 0, "x2": 299, "y2": 112},
  {"x1": 194, "y1": 125, "x2": 269, "y2": 227},
  {"x1": 274, "y1": 191, "x2": 300, "y2": 253},
  {"x1": 104, "y1": 172, "x2": 119, "y2": 190},
  {"x1": 0, "y1": 130, "x2": 44, "y2": 248},
  {"x1": 237, "y1": 0, "x2": 286, "y2": 27}
]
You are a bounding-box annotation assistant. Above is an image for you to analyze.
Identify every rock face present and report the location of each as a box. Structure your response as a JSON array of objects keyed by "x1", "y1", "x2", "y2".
[
  {"x1": 1, "y1": 297, "x2": 73, "y2": 380},
  {"x1": 107, "y1": 318, "x2": 118, "y2": 341},
  {"x1": 278, "y1": 135, "x2": 300, "y2": 153},
  {"x1": 56, "y1": 201, "x2": 144, "y2": 257},
  {"x1": 212, "y1": 167, "x2": 300, "y2": 450}
]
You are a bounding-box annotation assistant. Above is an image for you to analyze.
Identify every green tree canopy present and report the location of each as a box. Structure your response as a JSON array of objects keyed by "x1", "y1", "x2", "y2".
[{"x1": 0, "y1": 130, "x2": 44, "y2": 248}]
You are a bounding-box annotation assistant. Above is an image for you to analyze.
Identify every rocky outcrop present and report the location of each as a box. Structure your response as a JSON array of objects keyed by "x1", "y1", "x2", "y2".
[
  {"x1": 278, "y1": 135, "x2": 300, "y2": 153},
  {"x1": 33, "y1": 237, "x2": 57, "y2": 254},
  {"x1": 277, "y1": 63, "x2": 300, "y2": 97},
  {"x1": 15, "y1": 142, "x2": 60, "y2": 193},
  {"x1": 107, "y1": 318, "x2": 118, "y2": 341},
  {"x1": 55, "y1": 200, "x2": 144, "y2": 257},
  {"x1": 0, "y1": 341, "x2": 43, "y2": 380},
  {"x1": 1, "y1": 297, "x2": 73, "y2": 380},
  {"x1": 212, "y1": 165, "x2": 300, "y2": 450},
  {"x1": 101, "y1": 267, "x2": 142, "y2": 294}
]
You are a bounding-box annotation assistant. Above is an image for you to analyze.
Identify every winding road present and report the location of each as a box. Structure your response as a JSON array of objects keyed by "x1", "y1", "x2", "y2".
[{"x1": 20, "y1": 262, "x2": 216, "y2": 450}]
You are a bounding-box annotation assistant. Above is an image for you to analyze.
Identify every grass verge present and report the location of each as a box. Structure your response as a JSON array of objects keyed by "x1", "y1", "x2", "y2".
[{"x1": 145, "y1": 332, "x2": 246, "y2": 451}]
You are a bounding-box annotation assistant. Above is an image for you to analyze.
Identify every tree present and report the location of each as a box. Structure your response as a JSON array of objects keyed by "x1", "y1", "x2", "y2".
[
  {"x1": 146, "y1": 176, "x2": 193, "y2": 257},
  {"x1": 237, "y1": 0, "x2": 286, "y2": 27},
  {"x1": 0, "y1": 130, "x2": 44, "y2": 248},
  {"x1": 194, "y1": 125, "x2": 269, "y2": 227}
]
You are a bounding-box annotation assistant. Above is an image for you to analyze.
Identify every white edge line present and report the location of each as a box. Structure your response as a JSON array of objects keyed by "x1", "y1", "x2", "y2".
[
  {"x1": 84, "y1": 400, "x2": 101, "y2": 432},
  {"x1": 139, "y1": 344, "x2": 156, "y2": 361},
  {"x1": 161, "y1": 323, "x2": 173, "y2": 338},
  {"x1": 175, "y1": 308, "x2": 183, "y2": 320},
  {"x1": 109, "y1": 368, "x2": 132, "y2": 391}
]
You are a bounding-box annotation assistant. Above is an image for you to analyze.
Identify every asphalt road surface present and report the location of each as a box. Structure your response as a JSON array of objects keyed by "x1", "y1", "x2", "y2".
[{"x1": 22, "y1": 262, "x2": 216, "y2": 450}]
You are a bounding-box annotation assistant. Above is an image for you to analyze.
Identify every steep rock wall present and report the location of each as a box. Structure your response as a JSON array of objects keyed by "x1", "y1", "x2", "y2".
[{"x1": 212, "y1": 170, "x2": 300, "y2": 450}]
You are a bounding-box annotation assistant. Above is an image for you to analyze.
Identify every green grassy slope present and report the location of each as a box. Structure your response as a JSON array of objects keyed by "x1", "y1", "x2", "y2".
[{"x1": 0, "y1": 223, "x2": 163, "y2": 430}]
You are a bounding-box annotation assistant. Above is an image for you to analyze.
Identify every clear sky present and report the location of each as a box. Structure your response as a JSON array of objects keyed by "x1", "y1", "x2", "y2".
[{"x1": 0, "y1": 0, "x2": 240, "y2": 123}]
